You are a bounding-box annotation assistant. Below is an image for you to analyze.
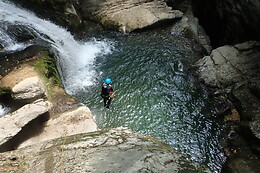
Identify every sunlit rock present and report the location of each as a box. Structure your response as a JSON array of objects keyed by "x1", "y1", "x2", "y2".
[
  {"x1": 12, "y1": 76, "x2": 46, "y2": 102},
  {"x1": 82, "y1": 0, "x2": 183, "y2": 32},
  {"x1": 0, "y1": 127, "x2": 212, "y2": 172},
  {"x1": 18, "y1": 105, "x2": 98, "y2": 148},
  {"x1": 0, "y1": 99, "x2": 52, "y2": 149}
]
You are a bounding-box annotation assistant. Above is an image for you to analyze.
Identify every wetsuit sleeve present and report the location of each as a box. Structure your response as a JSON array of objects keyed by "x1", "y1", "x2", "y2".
[{"x1": 101, "y1": 84, "x2": 108, "y2": 98}]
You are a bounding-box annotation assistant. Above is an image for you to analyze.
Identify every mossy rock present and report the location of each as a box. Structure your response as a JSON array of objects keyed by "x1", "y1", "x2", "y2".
[{"x1": 0, "y1": 87, "x2": 12, "y2": 101}]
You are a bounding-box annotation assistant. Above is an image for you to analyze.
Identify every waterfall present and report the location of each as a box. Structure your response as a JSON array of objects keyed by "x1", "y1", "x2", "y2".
[
  {"x1": 0, "y1": 104, "x2": 10, "y2": 117},
  {"x1": 0, "y1": 0, "x2": 113, "y2": 93}
]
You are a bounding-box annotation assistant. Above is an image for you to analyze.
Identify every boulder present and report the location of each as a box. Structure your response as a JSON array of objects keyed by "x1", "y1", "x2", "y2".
[
  {"x1": 195, "y1": 41, "x2": 260, "y2": 87},
  {"x1": 82, "y1": 0, "x2": 183, "y2": 32},
  {"x1": 0, "y1": 99, "x2": 52, "y2": 148},
  {"x1": 0, "y1": 127, "x2": 212, "y2": 172},
  {"x1": 12, "y1": 76, "x2": 45, "y2": 102},
  {"x1": 18, "y1": 105, "x2": 98, "y2": 148}
]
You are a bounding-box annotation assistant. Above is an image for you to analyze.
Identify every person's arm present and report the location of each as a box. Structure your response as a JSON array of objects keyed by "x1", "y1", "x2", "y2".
[{"x1": 108, "y1": 86, "x2": 115, "y2": 98}]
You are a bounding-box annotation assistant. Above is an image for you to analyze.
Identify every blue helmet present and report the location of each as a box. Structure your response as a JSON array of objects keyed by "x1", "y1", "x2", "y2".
[{"x1": 105, "y1": 78, "x2": 112, "y2": 84}]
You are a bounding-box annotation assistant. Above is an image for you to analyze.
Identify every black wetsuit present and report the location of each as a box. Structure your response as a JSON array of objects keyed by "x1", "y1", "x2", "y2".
[{"x1": 101, "y1": 83, "x2": 114, "y2": 108}]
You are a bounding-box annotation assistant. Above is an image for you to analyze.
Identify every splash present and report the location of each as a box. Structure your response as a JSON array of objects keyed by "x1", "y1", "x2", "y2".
[{"x1": 0, "y1": 104, "x2": 10, "y2": 117}]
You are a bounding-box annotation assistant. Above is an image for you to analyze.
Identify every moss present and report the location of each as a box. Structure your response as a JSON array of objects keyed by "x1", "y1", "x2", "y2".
[
  {"x1": 0, "y1": 87, "x2": 12, "y2": 102},
  {"x1": 141, "y1": 135, "x2": 177, "y2": 153},
  {"x1": 33, "y1": 51, "x2": 62, "y2": 100},
  {"x1": 17, "y1": 156, "x2": 29, "y2": 172},
  {"x1": 0, "y1": 87, "x2": 11, "y2": 96}
]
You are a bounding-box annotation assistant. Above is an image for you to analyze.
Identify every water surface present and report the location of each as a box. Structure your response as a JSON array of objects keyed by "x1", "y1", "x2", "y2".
[{"x1": 73, "y1": 30, "x2": 225, "y2": 172}]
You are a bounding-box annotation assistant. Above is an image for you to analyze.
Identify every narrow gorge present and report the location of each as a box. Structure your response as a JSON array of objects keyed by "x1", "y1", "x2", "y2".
[{"x1": 0, "y1": 0, "x2": 259, "y2": 172}]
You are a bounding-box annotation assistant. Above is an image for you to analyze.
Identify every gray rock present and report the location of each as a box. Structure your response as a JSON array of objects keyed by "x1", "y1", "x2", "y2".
[
  {"x1": 0, "y1": 127, "x2": 212, "y2": 172},
  {"x1": 12, "y1": 76, "x2": 46, "y2": 102},
  {"x1": 171, "y1": 12, "x2": 212, "y2": 54},
  {"x1": 195, "y1": 41, "x2": 260, "y2": 87},
  {"x1": 82, "y1": 0, "x2": 183, "y2": 32},
  {"x1": 198, "y1": 41, "x2": 260, "y2": 172},
  {"x1": 0, "y1": 99, "x2": 52, "y2": 147},
  {"x1": 250, "y1": 114, "x2": 260, "y2": 140}
]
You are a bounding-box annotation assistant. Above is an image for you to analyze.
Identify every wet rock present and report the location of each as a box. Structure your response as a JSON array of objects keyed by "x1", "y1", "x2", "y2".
[
  {"x1": 0, "y1": 44, "x2": 4, "y2": 52},
  {"x1": 82, "y1": 0, "x2": 183, "y2": 32},
  {"x1": 0, "y1": 99, "x2": 52, "y2": 149},
  {"x1": 5, "y1": 24, "x2": 36, "y2": 43},
  {"x1": 8, "y1": 0, "x2": 82, "y2": 32},
  {"x1": 12, "y1": 76, "x2": 45, "y2": 103},
  {"x1": 250, "y1": 115, "x2": 260, "y2": 140},
  {"x1": 171, "y1": 8, "x2": 212, "y2": 54},
  {"x1": 0, "y1": 45, "x2": 48, "y2": 76}
]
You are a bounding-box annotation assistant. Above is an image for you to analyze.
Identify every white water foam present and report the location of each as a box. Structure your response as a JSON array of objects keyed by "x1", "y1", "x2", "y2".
[
  {"x1": 0, "y1": 1, "x2": 113, "y2": 93},
  {"x1": 0, "y1": 104, "x2": 10, "y2": 117}
]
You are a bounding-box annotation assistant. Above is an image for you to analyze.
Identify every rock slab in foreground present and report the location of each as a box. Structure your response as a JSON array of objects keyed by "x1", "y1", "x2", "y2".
[
  {"x1": 18, "y1": 105, "x2": 98, "y2": 149},
  {"x1": 82, "y1": 0, "x2": 183, "y2": 32},
  {"x1": 0, "y1": 99, "x2": 52, "y2": 147},
  {"x1": 0, "y1": 127, "x2": 211, "y2": 173}
]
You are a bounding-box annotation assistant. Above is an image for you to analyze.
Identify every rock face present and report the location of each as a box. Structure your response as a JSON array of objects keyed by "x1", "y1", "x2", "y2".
[
  {"x1": 0, "y1": 127, "x2": 211, "y2": 173},
  {"x1": 9, "y1": 0, "x2": 183, "y2": 33},
  {"x1": 0, "y1": 59, "x2": 98, "y2": 154},
  {"x1": 171, "y1": 5, "x2": 212, "y2": 54},
  {"x1": 8, "y1": 0, "x2": 82, "y2": 32},
  {"x1": 81, "y1": 0, "x2": 183, "y2": 32},
  {"x1": 195, "y1": 41, "x2": 260, "y2": 87},
  {"x1": 0, "y1": 99, "x2": 52, "y2": 150},
  {"x1": 195, "y1": 41, "x2": 260, "y2": 172},
  {"x1": 192, "y1": 0, "x2": 260, "y2": 47},
  {"x1": 12, "y1": 76, "x2": 45, "y2": 102}
]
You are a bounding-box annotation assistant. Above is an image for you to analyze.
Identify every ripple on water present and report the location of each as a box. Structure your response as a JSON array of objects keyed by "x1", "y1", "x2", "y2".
[{"x1": 73, "y1": 31, "x2": 225, "y2": 172}]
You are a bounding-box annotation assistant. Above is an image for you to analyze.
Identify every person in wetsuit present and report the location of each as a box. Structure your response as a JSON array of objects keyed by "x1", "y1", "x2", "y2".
[{"x1": 101, "y1": 78, "x2": 114, "y2": 109}]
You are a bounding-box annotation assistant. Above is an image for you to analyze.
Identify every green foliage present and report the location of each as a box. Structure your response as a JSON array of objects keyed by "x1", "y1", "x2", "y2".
[
  {"x1": 0, "y1": 87, "x2": 11, "y2": 102},
  {"x1": 33, "y1": 51, "x2": 62, "y2": 87},
  {"x1": 0, "y1": 87, "x2": 11, "y2": 96}
]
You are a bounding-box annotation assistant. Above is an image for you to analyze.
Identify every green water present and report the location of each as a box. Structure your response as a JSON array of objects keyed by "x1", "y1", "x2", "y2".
[{"x1": 74, "y1": 29, "x2": 224, "y2": 172}]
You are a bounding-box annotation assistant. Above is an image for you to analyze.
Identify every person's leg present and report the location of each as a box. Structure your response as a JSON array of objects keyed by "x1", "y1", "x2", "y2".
[
  {"x1": 106, "y1": 99, "x2": 112, "y2": 108},
  {"x1": 103, "y1": 98, "x2": 107, "y2": 107}
]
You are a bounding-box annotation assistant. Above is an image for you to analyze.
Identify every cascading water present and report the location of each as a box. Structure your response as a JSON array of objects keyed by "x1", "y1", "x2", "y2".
[
  {"x1": 0, "y1": 0, "x2": 112, "y2": 92},
  {"x1": 0, "y1": 103, "x2": 10, "y2": 117},
  {"x1": 0, "y1": 1, "x2": 225, "y2": 172}
]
